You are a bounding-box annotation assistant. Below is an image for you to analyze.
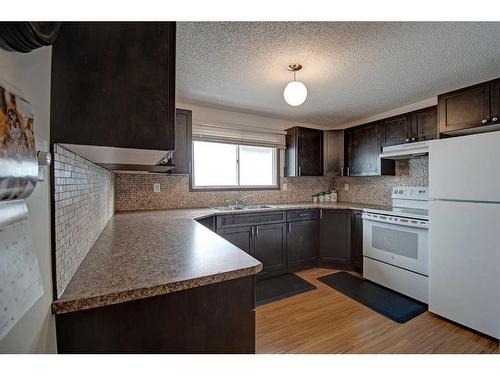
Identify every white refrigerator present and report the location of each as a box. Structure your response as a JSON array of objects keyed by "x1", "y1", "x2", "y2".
[{"x1": 429, "y1": 131, "x2": 500, "y2": 339}]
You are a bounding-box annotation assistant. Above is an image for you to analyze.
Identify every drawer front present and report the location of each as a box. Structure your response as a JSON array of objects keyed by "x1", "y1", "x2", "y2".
[
  {"x1": 286, "y1": 209, "x2": 319, "y2": 222},
  {"x1": 217, "y1": 211, "x2": 286, "y2": 228}
]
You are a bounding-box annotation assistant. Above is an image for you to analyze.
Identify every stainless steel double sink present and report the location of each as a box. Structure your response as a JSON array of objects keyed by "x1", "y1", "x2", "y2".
[{"x1": 214, "y1": 204, "x2": 275, "y2": 212}]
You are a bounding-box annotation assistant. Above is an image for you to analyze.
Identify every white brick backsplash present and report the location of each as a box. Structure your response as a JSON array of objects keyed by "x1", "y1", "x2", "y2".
[{"x1": 53, "y1": 144, "x2": 115, "y2": 298}]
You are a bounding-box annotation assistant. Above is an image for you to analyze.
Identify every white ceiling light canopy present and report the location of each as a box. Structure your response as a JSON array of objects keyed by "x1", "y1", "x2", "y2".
[{"x1": 283, "y1": 63, "x2": 308, "y2": 106}]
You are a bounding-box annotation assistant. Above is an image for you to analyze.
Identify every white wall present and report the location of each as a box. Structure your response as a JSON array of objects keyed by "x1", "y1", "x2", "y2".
[
  {"x1": 332, "y1": 97, "x2": 437, "y2": 130},
  {"x1": 0, "y1": 47, "x2": 56, "y2": 353},
  {"x1": 176, "y1": 100, "x2": 329, "y2": 131},
  {"x1": 178, "y1": 97, "x2": 438, "y2": 131}
]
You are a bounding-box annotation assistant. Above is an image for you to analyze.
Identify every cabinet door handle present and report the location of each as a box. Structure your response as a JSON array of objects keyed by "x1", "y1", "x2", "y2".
[
  {"x1": 492, "y1": 116, "x2": 498, "y2": 122},
  {"x1": 188, "y1": 162, "x2": 192, "y2": 174},
  {"x1": 298, "y1": 166, "x2": 302, "y2": 176},
  {"x1": 320, "y1": 209, "x2": 323, "y2": 220},
  {"x1": 481, "y1": 118, "x2": 488, "y2": 124},
  {"x1": 255, "y1": 226, "x2": 259, "y2": 237},
  {"x1": 250, "y1": 226, "x2": 254, "y2": 238},
  {"x1": 347, "y1": 167, "x2": 350, "y2": 176},
  {"x1": 288, "y1": 223, "x2": 291, "y2": 233}
]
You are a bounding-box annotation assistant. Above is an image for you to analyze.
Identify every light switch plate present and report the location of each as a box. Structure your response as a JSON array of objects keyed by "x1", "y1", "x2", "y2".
[
  {"x1": 344, "y1": 183, "x2": 349, "y2": 191},
  {"x1": 282, "y1": 183, "x2": 288, "y2": 191},
  {"x1": 153, "y1": 183, "x2": 161, "y2": 193}
]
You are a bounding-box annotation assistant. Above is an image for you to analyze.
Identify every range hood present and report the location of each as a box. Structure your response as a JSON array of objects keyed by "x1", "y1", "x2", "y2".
[
  {"x1": 61, "y1": 144, "x2": 175, "y2": 174},
  {"x1": 379, "y1": 140, "x2": 430, "y2": 160}
]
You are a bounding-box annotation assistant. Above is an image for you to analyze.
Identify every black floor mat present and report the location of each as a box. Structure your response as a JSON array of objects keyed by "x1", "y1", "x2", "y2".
[
  {"x1": 317, "y1": 271, "x2": 427, "y2": 323},
  {"x1": 256, "y1": 273, "x2": 316, "y2": 307}
]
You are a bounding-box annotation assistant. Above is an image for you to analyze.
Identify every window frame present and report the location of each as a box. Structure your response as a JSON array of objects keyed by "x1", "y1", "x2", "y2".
[{"x1": 189, "y1": 140, "x2": 280, "y2": 191}]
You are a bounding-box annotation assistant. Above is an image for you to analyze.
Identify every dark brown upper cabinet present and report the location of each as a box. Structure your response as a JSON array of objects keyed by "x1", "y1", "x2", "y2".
[
  {"x1": 382, "y1": 113, "x2": 411, "y2": 147},
  {"x1": 411, "y1": 106, "x2": 438, "y2": 141},
  {"x1": 50, "y1": 22, "x2": 176, "y2": 151},
  {"x1": 438, "y1": 81, "x2": 492, "y2": 134},
  {"x1": 285, "y1": 127, "x2": 323, "y2": 176},
  {"x1": 323, "y1": 129, "x2": 344, "y2": 177},
  {"x1": 345, "y1": 122, "x2": 395, "y2": 176},
  {"x1": 490, "y1": 79, "x2": 500, "y2": 125},
  {"x1": 169, "y1": 109, "x2": 192, "y2": 174},
  {"x1": 381, "y1": 107, "x2": 437, "y2": 147}
]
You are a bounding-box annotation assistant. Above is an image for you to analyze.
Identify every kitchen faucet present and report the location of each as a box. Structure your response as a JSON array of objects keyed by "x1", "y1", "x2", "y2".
[{"x1": 234, "y1": 194, "x2": 256, "y2": 207}]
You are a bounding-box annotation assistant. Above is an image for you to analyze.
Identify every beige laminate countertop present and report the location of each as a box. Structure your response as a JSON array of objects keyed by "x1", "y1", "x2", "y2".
[{"x1": 52, "y1": 201, "x2": 385, "y2": 314}]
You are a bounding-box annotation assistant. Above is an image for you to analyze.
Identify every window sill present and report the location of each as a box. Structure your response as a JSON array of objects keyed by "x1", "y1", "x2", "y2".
[{"x1": 189, "y1": 186, "x2": 280, "y2": 192}]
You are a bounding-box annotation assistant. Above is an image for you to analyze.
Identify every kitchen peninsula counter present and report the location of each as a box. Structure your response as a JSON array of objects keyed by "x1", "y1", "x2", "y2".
[{"x1": 53, "y1": 202, "x2": 384, "y2": 314}]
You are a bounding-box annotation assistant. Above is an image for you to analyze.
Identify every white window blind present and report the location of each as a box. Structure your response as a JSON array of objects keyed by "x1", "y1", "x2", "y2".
[{"x1": 192, "y1": 121, "x2": 286, "y2": 149}]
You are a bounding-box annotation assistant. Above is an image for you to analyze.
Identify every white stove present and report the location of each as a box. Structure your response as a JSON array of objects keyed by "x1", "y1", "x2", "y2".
[
  {"x1": 364, "y1": 186, "x2": 429, "y2": 220},
  {"x1": 362, "y1": 186, "x2": 429, "y2": 303}
]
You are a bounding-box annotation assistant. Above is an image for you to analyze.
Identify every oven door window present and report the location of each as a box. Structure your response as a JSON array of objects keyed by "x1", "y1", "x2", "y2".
[{"x1": 372, "y1": 226, "x2": 418, "y2": 259}]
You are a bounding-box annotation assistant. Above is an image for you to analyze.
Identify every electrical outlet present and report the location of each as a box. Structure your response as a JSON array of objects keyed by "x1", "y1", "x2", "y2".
[
  {"x1": 344, "y1": 183, "x2": 349, "y2": 191},
  {"x1": 282, "y1": 183, "x2": 288, "y2": 191},
  {"x1": 153, "y1": 183, "x2": 161, "y2": 193}
]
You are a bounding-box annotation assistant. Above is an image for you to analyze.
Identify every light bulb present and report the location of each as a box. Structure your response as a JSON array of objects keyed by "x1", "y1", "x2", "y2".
[{"x1": 283, "y1": 81, "x2": 308, "y2": 106}]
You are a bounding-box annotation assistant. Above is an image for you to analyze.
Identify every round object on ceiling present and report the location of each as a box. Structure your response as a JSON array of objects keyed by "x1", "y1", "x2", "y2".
[
  {"x1": 284, "y1": 80, "x2": 308, "y2": 106},
  {"x1": 287, "y1": 63, "x2": 303, "y2": 72}
]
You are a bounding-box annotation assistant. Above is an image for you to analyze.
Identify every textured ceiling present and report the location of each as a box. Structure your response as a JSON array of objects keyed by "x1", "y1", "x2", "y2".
[{"x1": 177, "y1": 22, "x2": 500, "y2": 126}]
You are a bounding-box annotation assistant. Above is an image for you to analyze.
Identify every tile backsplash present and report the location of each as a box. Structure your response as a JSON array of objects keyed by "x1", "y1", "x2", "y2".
[
  {"x1": 333, "y1": 157, "x2": 428, "y2": 206},
  {"x1": 115, "y1": 175, "x2": 333, "y2": 211},
  {"x1": 53, "y1": 145, "x2": 115, "y2": 297},
  {"x1": 115, "y1": 158, "x2": 428, "y2": 211}
]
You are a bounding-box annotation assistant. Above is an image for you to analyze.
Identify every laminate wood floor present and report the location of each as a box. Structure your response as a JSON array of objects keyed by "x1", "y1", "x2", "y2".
[{"x1": 255, "y1": 268, "x2": 499, "y2": 354}]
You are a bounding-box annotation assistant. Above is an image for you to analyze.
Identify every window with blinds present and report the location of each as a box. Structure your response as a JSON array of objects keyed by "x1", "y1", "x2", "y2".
[
  {"x1": 190, "y1": 121, "x2": 283, "y2": 190},
  {"x1": 192, "y1": 141, "x2": 278, "y2": 189},
  {"x1": 192, "y1": 121, "x2": 286, "y2": 149}
]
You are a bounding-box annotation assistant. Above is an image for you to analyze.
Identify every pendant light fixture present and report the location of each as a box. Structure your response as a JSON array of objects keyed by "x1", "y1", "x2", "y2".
[{"x1": 283, "y1": 63, "x2": 307, "y2": 106}]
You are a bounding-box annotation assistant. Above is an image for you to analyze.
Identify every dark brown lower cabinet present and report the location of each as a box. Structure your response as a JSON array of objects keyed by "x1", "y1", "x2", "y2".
[
  {"x1": 350, "y1": 210, "x2": 363, "y2": 273},
  {"x1": 286, "y1": 220, "x2": 319, "y2": 272},
  {"x1": 56, "y1": 276, "x2": 256, "y2": 353},
  {"x1": 253, "y1": 223, "x2": 287, "y2": 279},
  {"x1": 216, "y1": 208, "x2": 362, "y2": 279},
  {"x1": 217, "y1": 226, "x2": 253, "y2": 255},
  {"x1": 317, "y1": 209, "x2": 351, "y2": 268},
  {"x1": 217, "y1": 222, "x2": 286, "y2": 280},
  {"x1": 196, "y1": 216, "x2": 215, "y2": 232}
]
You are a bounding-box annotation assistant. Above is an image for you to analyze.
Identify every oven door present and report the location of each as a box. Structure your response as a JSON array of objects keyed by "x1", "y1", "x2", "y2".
[{"x1": 362, "y1": 213, "x2": 428, "y2": 276}]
